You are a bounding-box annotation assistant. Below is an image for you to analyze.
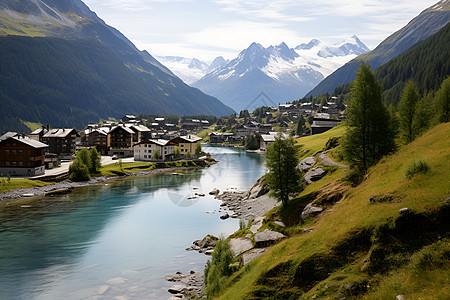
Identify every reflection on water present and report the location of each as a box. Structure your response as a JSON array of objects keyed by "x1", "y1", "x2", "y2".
[{"x1": 0, "y1": 146, "x2": 265, "y2": 299}]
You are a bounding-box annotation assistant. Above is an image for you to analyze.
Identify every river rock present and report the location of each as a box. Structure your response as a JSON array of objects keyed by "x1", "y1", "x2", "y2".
[
  {"x1": 209, "y1": 188, "x2": 220, "y2": 195},
  {"x1": 304, "y1": 167, "x2": 327, "y2": 183},
  {"x1": 168, "y1": 285, "x2": 185, "y2": 294},
  {"x1": 240, "y1": 248, "x2": 269, "y2": 265},
  {"x1": 249, "y1": 216, "x2": 265, "y2": 233},
  {"x1": 229, "y1": 238, "x2": 254, "y2": 257},
  {"x1": 106, "y1": 277, "x2": 128, "y2": 285},
  {"x1": 297, "y1": 157, "x2": 315, "y2": 171},
  {"x1": 254, "y1": 229, "x2": 286, "y2": 247},
  {"x1": 301, "y1": 203, "x2": 323, "y2": 220},
  {"x1": 396, "y1": 295, "x2": 406, "y2": 300},
  {"x1": 196, "y1": 235, "x2": 218, "y2": 248},
  {"x1": 220, "y1": 213, "x2": 229, "y2": 220},
  {"x1": 97, "y1": 285, "x2": 110, "y2": 295}
]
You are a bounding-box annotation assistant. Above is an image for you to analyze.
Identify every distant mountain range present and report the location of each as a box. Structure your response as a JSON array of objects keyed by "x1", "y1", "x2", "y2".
[
  {"x1": 0, "y1": 0, "x2": 234, "y2": 132},
  {"x1": 156, "y1": 56, "x2": 229, "y2": 85},
  {"x1": 306, "y1": 0, "x2": 450, "y2": 97},
  {"x1": 159, "y1": 36, "x2": 369, "y2": 112}
]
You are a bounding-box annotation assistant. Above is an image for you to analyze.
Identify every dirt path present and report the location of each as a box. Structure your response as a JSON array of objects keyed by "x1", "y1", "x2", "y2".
[{"x1": 318, "y1": 151, "x2": 348, "y2": 169}]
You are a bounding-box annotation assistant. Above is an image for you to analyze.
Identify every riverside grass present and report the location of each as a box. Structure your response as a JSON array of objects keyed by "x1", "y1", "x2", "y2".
[
  {"x1": 216, "y1": 122, "x2": 449, "y2": 300},
  {"x1": 0, "y1": 178, "x2": 52, "y2": 194}
]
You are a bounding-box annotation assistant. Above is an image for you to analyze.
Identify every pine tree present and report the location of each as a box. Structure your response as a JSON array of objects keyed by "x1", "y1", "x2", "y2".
[
  {"x1": 398, "y1": 80, "x2": 420, "y2": 144},
  {"x1": 342, "y1": 62, "x2": 396, "y2": 173},
  {"x1": 434, "y1": 77, "x2": 450, "y2": 123},
  {"x1": 89, "y1": 147, "x2": 101, "y2": 174},
  {"x1": 265, "y1": 136, "x2": 302, "y2": 206}
]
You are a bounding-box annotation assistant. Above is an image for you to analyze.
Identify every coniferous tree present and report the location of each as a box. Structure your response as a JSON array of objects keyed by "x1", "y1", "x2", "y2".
[
  {"x1": 434, "y1": 77, "x2": 450, "y2": 123},
  {"x1": 412, "y1": 91, "x2": 433, "y2": 137},
  {"x1": 398, "y1": 81, "x2": 420, "y2": 144},
  {"x1": 296, "y1": 116, "x2": 305, "y2": 136},
  {"x1": 265, "y1": 136, "x2": 302, "y2": 206},
  {"x1": 342, "y1": 62, "x2": 395, "y2": 173},
  {"x1": 89, "y1": 147, "x2": 101, "y2": 174}
]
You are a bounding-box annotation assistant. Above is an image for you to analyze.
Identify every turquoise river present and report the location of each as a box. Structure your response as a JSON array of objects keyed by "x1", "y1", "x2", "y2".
[{"x1": 0, "y1": 146, "x2": 265, "y2": 299}]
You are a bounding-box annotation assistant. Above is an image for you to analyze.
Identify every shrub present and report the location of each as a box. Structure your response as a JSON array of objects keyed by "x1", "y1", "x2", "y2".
[
  {"x1": 204, "y1": 238, "x2": 234, "y2": 298},
  {"x1": 69, "y1": 159, "x2": 91, "y2": 181},
  {"x1": 404, "y1": 159, "x2": 430, "y2": 179}
]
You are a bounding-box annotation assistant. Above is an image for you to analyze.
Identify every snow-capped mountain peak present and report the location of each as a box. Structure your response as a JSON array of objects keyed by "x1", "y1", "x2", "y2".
[{"x1": 190, "y1": 36, "x2": 369, "y2": 112}]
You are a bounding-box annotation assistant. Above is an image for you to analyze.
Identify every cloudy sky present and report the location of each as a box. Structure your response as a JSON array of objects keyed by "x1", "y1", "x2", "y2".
[{"x1": 83, "y1": 0, "x2": 438, "y2": 61}]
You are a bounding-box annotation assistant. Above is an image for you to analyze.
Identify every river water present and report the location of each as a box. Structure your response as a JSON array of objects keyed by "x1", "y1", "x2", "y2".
[{"x1": 0, "y1": 146, "x2": 265, "y2": 300}]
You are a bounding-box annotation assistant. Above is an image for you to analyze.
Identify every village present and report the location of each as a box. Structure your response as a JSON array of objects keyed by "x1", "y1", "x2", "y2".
[{"x1": 0, "y1": 99, "x2": 344, "y2": 179}]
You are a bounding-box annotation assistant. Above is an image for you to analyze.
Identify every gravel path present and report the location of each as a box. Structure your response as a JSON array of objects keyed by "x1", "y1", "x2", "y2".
[{"x1": 318, "y1": 150, "x2": 348, "y2": 169}]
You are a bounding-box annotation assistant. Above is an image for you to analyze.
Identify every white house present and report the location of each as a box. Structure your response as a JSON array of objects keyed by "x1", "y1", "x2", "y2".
[
  {"x1": 259, "y1": 132, "x2": 289, "y2": 151},
  {"x1": 134, "y1": 139, "x2": 176, "y2": 161}
]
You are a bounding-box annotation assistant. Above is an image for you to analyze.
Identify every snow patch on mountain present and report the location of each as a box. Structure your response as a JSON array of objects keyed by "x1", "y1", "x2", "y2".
[{"x1": 157, "y1": 55, "x2": 229, "y2": 84}]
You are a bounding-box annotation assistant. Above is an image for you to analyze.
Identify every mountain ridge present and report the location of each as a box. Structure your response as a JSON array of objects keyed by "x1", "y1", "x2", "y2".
[
  {"x1": 0, "y1": 0, "x2": 234, "y2": 132},
  {"x1": 306, "y1": 0, "x2": 450, "y2": 97},
  {"x1": 188, "y1": 36, "x2": 369, "y2": 112}
]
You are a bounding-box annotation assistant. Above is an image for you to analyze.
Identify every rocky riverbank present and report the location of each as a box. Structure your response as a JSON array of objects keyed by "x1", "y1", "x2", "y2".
[
  {"x1": 0, "y1": 167, "x2": 197, "y2": 204},
  {"x1": 167, "y1": 176, "x2": 283, "y2": 299},
  {"x1": 215, "y1": 176, "x2": 280, "y2": 221}
]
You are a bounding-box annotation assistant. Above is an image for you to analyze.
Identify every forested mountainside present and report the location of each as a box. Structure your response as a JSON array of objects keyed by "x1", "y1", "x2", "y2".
[
  {"x1": 0, "y1": 0, "x2": 234, "y2": 132},
  {"x1": 306, "y1": 0, "x2": 450, "y2": 97}
]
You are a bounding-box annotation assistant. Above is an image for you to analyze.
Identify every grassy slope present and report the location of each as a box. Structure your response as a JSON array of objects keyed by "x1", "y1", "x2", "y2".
[
  {"x1": 296, "y1": 125, "x2": 346, "y2": 160},
  {"x1": 0, "y1": 178, "x2": 52, "y2": 193},
  {"x1": 218, "y1": 123, "x2": 449, "y2": 299}
]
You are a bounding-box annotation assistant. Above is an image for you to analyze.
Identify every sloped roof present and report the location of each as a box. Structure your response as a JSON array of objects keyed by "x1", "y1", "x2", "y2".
[
  {"x1": 109, "y1": 125, "x2": 134, "y2": 134},
  {"x1": 135, "y1": 139, "x2": 175, "y2": 147},
  {"x1": 43, "y1": 128, "x2": 78, "y2": 138},
  {"x1": 0, "y1": 136, "x2": 48, "y2": 149},
  {"x1": 0, "y1": 131, "x2": 18, "y2": 140},
  {"x1": 174, "y1": 135, "x2": 203, "y2": 143}
]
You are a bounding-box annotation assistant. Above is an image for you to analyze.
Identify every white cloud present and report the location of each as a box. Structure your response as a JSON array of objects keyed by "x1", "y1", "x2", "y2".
[{"x1": 186, "y1": 20, "x2": 304, "y2": 51}]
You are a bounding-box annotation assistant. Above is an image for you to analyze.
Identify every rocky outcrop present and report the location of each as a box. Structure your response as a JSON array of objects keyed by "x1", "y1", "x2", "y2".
[
  {"x1": 304, "y1": 167, "x2": 327, "y2": 183},
  {"x1": 249, "y1": 216, "x2": 265, "y2": 233},
  {"x1": 216, "y1": 177, "x2": 279, "y2": 221},
  {"x1": 301, "y1": 203, "x2": 323, "y2": 220},
  {"x1": 297, "y1": 156, "x2": 315, "y2": 171},
  {"x1": 165, "y1": 271, "x2": 203, "y2": 299},
  {"x1": 186, "y1": 235, "x2": 218, "y2": 254},
  {"x1": 254, "y1": 229, "x2": 286, "y2": 248},
  {"x1": 241, "y1": 248, "x2": 269, "y2": 265},
  {"x1": 229, "y1": 238, "x2": 254, "y2": 257}
]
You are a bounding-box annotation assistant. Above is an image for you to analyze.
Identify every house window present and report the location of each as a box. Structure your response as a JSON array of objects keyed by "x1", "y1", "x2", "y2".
[
  {"x1": 19, "y1": 162, "x2": 23, "y2": 166},
  {"x1": 144, "y1": 155, "x2": 147, "y2": 158},
  {"x1": 19, "y1": 150, "x2": 23, "y2": 154},
  {"x1": 5, "y1": 162, "x2": 10, "y2": 166},
  {"x1": 12, "y1": 162, "x2": 17, "y2": 166},
  {"x1": 12, "y1": 150, "x2": 16, "y2": 155},
  {"x1": 5, "y1": 150, "x2": 9, "y2": 155}
]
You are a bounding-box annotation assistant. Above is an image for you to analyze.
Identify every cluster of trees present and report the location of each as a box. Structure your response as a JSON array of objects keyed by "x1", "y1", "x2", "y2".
[
  {"x1": 243, "y1": 135, "x2": 259, "y2": 150},
  {"x1": 398, "y1": 78, "x2": 449, "y2": 144},
  {"x1": 343, "y1": 62, "x2": 448, "y2": 179},
  {"x1": 69, "y1": 148, "x2": 101, "y2": 182}
]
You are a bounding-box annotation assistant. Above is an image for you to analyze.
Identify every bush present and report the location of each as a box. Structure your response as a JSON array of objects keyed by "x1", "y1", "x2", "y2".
[
  {"x1": 69, "y1": 159, "x2": 91, "y2": 181},
  {"x1": 404, "y1": 159, "x2": 430, "y2": 179},
  {"x1": 204, "y1": 238, "x2": 234, "y2": 298}
]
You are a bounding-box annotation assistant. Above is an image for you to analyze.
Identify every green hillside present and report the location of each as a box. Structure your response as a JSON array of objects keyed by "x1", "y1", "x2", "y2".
[
  {"x1": 0, "y1": 36, "x2": 234, "y2": 132},
  {"x1": 0, "y1": 0, "x2": 234, "y2": 132},
  {"x1": 216, "y1": 123, "x2": 449, "y2": 299},
  {"x1": 376, "y1": 23, "x2": 450, "y2": 105}
]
